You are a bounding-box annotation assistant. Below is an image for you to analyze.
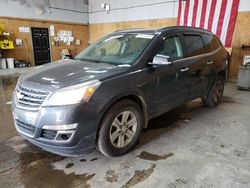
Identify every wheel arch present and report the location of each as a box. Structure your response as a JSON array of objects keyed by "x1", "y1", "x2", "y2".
[
  {"x1": 217, "y1": 69, "x2": 226, "y2": 80},
  {"x1": 100, "y1": 94, "x2": 148, "y2": 129},
  {"x1": 122, "y1": 95, "x2": 148, "y2": 129},
  {"x1": 205, "y1": 69, "x2": 226, "y2": 99},
  {"x1": 96, "y1": 93, "x2": 148, "y2": 136},
  {"x1": 94, "y1": 93, "x2": 148, "y2": 150}
]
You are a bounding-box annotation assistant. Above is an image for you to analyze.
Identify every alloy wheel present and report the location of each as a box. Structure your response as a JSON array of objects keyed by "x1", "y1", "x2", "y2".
[
  {"x1": 109, "y1": 111, "x2": 137, "y2": 148},
  {"x1": 213, "y1": 80, "x2": 223, "y2": 103}
]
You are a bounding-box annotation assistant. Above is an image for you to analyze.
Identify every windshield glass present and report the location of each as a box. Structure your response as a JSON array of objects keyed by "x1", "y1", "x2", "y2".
[{"x1": 75, "y1": 33, "x2": 155, "y2": 65}]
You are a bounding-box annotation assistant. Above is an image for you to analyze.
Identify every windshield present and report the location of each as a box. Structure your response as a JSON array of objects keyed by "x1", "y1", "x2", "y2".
[{"x1": 75, "y1": 33, "x2": 155, "y2": 65}]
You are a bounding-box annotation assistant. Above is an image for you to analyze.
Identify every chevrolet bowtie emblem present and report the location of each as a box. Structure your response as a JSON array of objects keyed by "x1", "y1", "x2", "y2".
[{"x1": 16, "y1": 92, "x2": 24, "y2": 100}]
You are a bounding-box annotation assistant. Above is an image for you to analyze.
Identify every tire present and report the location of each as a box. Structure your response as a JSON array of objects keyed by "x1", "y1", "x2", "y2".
[
  {"x1": 96, "y1": 99, "x2": 143, "y2": 157},
  {"x1": 203, "y1": 75, "x2": 225, "y2": 107}
]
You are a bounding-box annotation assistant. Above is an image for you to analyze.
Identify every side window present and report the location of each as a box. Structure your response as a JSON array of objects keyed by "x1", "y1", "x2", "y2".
[
  {"x1": 156, "y1": 36, "x2": 183, "y2": 61},
  {"x1": 202, "y1": 34, "x2": 221, "y2": 53},
  {"x1": 183, "y1": 35, "x2": 205, "y2": 57}
]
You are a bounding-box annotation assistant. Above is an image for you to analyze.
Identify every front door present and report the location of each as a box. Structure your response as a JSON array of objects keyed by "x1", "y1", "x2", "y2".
[
  {"x1": 31, "y1": 27, "x2": 51, "y2": 66},
  {"x1": 149, "y1": 35, "x2": 189, "y2": 116}
]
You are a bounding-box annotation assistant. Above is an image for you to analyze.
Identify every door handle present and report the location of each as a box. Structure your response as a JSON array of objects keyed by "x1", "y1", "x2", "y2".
[
  {"x1": 207, "y1": 61, "x2": 213, "y2": 65},
  {"x1": 180, "y1": 67, "x2": 189, "y2": 72}
]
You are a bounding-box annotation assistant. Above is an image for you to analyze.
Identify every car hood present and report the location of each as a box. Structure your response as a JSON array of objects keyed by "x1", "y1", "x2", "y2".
[{"x1": 20, "y1": 59, "x2": 128, "y2": 90}]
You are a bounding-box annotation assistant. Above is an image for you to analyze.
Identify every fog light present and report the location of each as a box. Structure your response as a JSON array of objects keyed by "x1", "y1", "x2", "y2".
[
  {"x1": 60, "y1": 134, "x2": 69, "y2": 140},
  {"x1": 42, "y1": 123, "x2": 78, "y2": 131},
  {"x1": 55, "y1": 130, "x2": 75, "y2": 142}
]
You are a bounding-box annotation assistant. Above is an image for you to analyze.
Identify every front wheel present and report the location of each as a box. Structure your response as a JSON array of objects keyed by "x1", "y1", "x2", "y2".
[
  {"x1": 96, "y1": 99, "x2": 143, "y2": 157},
  {"x1": 203, "y1": 75, "x2": 225, "y2": 107}
]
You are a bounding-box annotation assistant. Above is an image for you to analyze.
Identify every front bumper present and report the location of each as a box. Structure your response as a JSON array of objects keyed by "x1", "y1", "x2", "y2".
[{"x1": 12, "y1": 100, "x2": 101, "y2": 157}]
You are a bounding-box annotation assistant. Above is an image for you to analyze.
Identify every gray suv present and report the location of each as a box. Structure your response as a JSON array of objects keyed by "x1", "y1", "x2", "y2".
[{"x1": 12, "y1": 26, "x2": 229, "y2": 157}]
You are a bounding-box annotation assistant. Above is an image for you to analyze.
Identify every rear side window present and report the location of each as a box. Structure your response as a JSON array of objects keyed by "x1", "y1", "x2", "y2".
[
  {"x1": 156, "y1": 36, "x2": 183, "y2": 61},
  {"x1": 202, "y1": 34, "x2": 221, "y2": 52},
  {"x1": 183, "y1": 35, "x2": 205, "y2": 57}
]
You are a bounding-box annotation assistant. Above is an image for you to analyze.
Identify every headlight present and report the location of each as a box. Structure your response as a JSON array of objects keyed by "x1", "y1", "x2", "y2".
[
  {"x1": 43, "y1": 80, "x2": 101, "y2": 106},
  {"x1": 42, "y1": 123, "x2": 78, "y2": 131}
]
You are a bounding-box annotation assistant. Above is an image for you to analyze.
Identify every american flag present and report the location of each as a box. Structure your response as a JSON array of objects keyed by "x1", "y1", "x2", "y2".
[{"x1": 177, "y1": 0, "x2": 240, "y2": 47}]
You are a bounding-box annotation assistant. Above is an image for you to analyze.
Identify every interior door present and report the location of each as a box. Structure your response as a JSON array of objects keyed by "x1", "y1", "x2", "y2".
[
  {"x1": 31, "y1": 27, "x2": 51, "y2": 66},
  {"x1": 149, "y1": 35, "x2": 190, "y2": 116}
]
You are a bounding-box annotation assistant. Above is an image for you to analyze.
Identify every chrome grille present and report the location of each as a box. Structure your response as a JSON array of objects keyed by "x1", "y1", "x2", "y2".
[
  {"x1": 16, "y1": 84, "x2": 50, "y2": 110},
  {"x1": 16, "y1": 119, "x2": 36, "y2": 136}
]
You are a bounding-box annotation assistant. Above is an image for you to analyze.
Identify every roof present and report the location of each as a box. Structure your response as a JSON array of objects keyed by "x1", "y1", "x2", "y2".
[{"x1": 114, "y1": 26, "x2": 214, "y2": 36}]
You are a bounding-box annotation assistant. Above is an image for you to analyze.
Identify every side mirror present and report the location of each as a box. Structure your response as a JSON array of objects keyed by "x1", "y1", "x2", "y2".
[{"x1": 149, "y1": 54, "x2": 172, "y2": 66}]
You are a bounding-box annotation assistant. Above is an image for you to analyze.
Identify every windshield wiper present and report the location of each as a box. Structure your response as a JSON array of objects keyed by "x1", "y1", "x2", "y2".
[
  {"x1": 74, "y1": 58, "x2": 99, "y2": 63},
  {"x1": 75, "y1": 57, "x2": 118, "y2": 66}
]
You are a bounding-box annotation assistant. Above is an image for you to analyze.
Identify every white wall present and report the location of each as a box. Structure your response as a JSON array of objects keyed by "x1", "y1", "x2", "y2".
[
  {"x1": 238, "y1": 0, "x2": 250, "y2": 12},
  {"x1": 0, "y1": 0, "x2": 89, "y2": 24},
  {"x1": 89, "y1": 0, "x2": 179, "y2": 24},
  {"x1": 1, "y1": 0, "x2": 250, "y2": 25},
  {"x1": 89, "y1": 0, "x2": 250, "y2": 24}
]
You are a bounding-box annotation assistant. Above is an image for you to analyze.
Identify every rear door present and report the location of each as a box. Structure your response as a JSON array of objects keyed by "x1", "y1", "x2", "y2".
[
  {"x1": 202, "y1": 34, "x2": 223, "y2": 89},
  {"x1": 149, "y1": 35, "x2": 189, "y2": 116},
  {"x1": 182, "y1": 34, "x2": 208, "y2": 100}
]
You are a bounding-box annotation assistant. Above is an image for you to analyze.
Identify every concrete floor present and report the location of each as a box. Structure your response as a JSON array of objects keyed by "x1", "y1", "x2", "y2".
[{"x1": 0, "y1": 80, "x2": 250, "y2": 188}]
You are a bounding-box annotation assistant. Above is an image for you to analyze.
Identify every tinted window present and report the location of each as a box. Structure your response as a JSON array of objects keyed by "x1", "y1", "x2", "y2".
[
  {"x1": 183, "y1": 35, "x2": 205, "y2": 57},
  {"x1": 202, "y1": 34, "x2": 221, "y2": 52},
  {"x1": 157, "y1": 36, "x2": 183, "y2": 61}
]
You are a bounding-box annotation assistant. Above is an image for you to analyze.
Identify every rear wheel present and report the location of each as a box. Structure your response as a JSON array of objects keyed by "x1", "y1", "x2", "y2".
[
  {"x1": 203, "y1": 75, "x2": 225, "y2": 107},
  {"x1": 96, "y1": 99, "x2": 142, "y2": 157}
]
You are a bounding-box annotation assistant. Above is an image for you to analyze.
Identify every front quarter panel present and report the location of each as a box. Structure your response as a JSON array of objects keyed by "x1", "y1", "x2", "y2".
[{"x1": 89, "y1": 67, "x2": 153, "y2": 129}]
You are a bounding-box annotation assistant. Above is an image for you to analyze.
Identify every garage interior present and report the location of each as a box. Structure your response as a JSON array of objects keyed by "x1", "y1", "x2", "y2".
[{"x1": 0, "y1": 0, "x2": 250, "y2": 187}]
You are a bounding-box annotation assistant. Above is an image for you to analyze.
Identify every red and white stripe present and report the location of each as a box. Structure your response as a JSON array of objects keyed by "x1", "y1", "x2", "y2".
[{"x1": 177, "y1": 0, "x2": 240, "y2": 47}]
